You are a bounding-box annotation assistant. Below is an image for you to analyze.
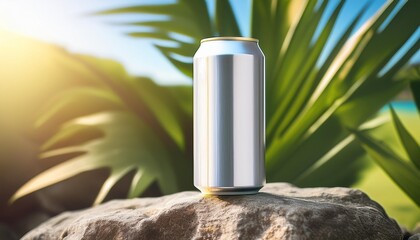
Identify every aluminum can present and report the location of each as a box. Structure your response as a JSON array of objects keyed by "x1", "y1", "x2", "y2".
[{"x1": 193, "y1": 37, "x2": 265, "y2": 195}]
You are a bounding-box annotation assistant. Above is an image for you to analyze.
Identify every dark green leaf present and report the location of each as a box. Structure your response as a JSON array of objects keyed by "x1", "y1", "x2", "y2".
[
  {"x1": 295, "y1": 135, "x2": 367, "y2": 187},
  {"x1": 353, "y1": 129, "x2": 420, "y2": 207},
  {"x1": 390, "y1": 106, "x2": 420, "y2": 169},
  {"x1": 410, "y1": 77, "x2": 420, "y2": 113},
  {"x1": 215, "y1": 0, "x2": 241, "y2": 36}
]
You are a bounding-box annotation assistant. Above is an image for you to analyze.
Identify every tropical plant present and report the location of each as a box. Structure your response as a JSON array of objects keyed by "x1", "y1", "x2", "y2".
[
  {"x1": 10, "y1": 54, "x2": 194, "y2": 205},
  {"x1": 353, "y1": 78, "x2": 420, "y2": 207},
  {"x1": 11, "y1": 0, "x2": 420, "y2": 205}
]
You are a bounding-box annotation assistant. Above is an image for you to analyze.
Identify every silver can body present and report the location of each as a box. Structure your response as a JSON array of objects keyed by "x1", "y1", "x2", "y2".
[{"x1": 193, "y1": 37, "x2": 265, "y2": 195}]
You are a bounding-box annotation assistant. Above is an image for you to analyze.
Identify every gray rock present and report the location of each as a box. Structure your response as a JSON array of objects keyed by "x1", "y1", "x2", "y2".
[
  {"x1": 23, "y1": 183, "x2": 402, "y2": 240},
  {"x1": 409, "y1": 234, "x2": 420, "y2": 240}
]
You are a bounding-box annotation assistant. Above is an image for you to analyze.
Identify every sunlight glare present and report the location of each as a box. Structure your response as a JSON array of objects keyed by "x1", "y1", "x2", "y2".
[
  {"x1": 0, "y1": 0, "x2": 58, "y2": 39},
  {"x1": 0, "y1": 0, "x2": 94, "y2": 53}
]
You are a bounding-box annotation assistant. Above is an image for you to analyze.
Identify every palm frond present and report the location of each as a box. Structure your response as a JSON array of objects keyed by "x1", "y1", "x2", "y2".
[
  {"x1": 11, "y1": 52, "x2": 192, "y2": 204},
  {"x1": 11, "y1": 111, "x2": 179, "y2": 205}
]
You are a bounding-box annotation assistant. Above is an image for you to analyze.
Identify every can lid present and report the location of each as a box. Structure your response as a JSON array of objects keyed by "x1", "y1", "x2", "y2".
[{"x1": 201, "y1": 37, "x2": 258, "y2": 43}]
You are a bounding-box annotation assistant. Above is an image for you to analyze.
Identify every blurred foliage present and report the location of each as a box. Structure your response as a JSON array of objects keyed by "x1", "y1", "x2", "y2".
[
  {"x1": 354, "y1": 78, "x2": 420, "y2": 207},
  {"x1": 7, "y1": 0, "x2": 420, "y2": 217},
  {"x1": 0, "y1": 29, "x2": 76, "y2": 222},
  {"x1": 7, "y1": 49, "x2": 194, "y2": 205},
  {"x1": 0, "y1": 29, "x2": 191, "y2": 226}
]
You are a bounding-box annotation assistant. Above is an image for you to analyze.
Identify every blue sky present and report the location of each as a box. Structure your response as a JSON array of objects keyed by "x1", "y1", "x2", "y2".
[{"x1": 0, "y1": 0, "x2": 418, "y2": 85}]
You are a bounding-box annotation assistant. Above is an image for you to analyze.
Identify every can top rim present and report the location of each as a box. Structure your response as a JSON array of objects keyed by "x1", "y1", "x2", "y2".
[{"x1": 201, "y1": 37, "x2": 258, "y2": 43}]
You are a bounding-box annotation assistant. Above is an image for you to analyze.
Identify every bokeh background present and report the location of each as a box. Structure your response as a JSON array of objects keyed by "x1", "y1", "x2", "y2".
[{"x1": 0, "y1": 0, "x2": 419, "y2": 238}]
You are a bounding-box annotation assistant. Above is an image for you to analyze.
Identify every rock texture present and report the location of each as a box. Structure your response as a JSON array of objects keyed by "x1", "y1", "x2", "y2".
[
  {"x1": 409, "y1": 234, "x2": 420, "y2": 240},
  {"x1": 23, "y1": 183, "x2": 402, "y2": 240}
]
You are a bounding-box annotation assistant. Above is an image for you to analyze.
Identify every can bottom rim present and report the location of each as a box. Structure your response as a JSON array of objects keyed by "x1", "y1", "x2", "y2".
[{"x1": 196, "y1": 186, "x2": 263, "y2": 195}]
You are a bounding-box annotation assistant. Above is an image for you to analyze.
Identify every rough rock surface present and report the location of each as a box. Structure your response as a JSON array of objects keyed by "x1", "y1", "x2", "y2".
[
  {"x1": 23, "y1": 183, "x2": 402, "y2": 240},
  {"x1": 409, "y1": 234, "x2": 420, "y2": 240}
]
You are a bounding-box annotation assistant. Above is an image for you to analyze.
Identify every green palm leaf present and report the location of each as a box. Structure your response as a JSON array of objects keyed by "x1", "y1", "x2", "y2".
[
  {"x1": 390, "y1": 106, "x2": 420, "y2": 169},
  {"x1": 352, "y1": 127, "x2": 420, "y2": 207},
  {"x1": 10, "y1": 52, "x2": 192, "y2": 204},
  {"x1": 11, "y1": 111, "x2": 179, "y2": 205},
  {"x1": 99, "y1": 0, "x2": 419, "y2": 186},
  {"x1": 216, "y1": 0, "x2": 241, "y2": 36},
  {"x1": 414, "y1": 84, "x2": 420, "y2": 111},
  {"x1": 353, "y1": 68, "x2": 420, "y2": 207}
]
